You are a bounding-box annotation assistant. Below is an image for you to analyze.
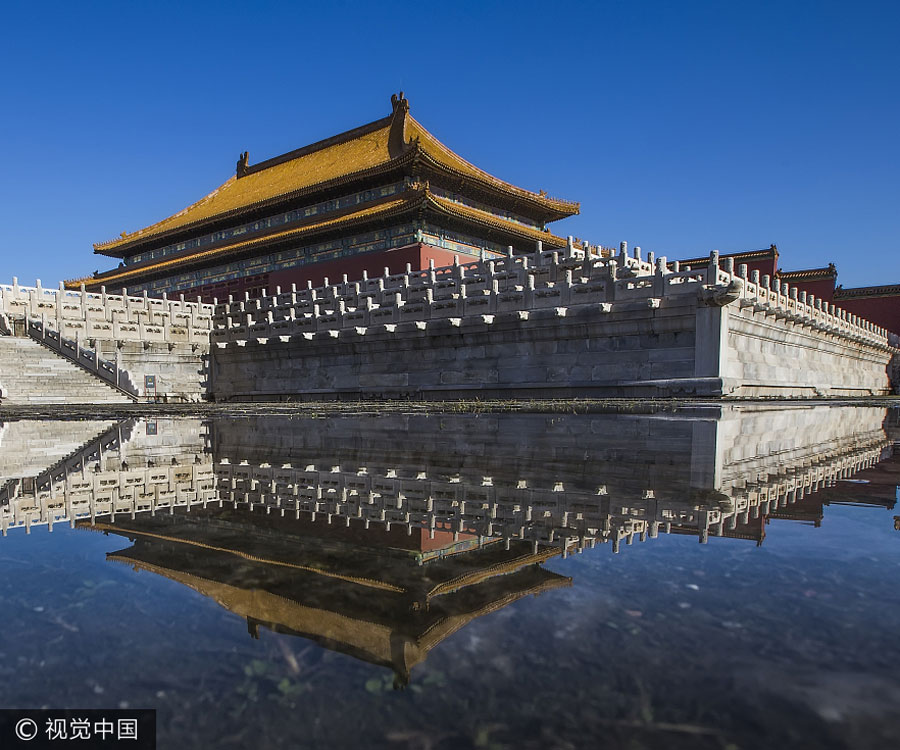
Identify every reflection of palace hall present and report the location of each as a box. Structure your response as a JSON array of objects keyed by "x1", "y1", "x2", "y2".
[{"x1": 1, "y1": 408, "x2": 898, "y2": 681}]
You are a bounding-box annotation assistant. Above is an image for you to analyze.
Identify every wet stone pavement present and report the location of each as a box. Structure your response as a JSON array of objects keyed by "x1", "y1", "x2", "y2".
[{"x1": 0, "y1": 404, "x2": 898, "y2": 749}]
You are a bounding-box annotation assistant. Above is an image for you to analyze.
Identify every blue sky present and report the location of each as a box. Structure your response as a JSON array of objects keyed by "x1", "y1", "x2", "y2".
[{"x1": 1, "y1": 0, "x2": 897, "y2": 289}]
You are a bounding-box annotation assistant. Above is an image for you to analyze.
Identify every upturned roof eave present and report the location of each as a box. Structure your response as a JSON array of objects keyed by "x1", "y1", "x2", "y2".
[
  {"x1": 413, "y1": 149, "x2": 580, "y2": 221},
  {"x1": 405, "y1": 116, "x2": 579, "y2": 221},
  {"x1": 423, "y1": 193, "x2": 569, "y2": 249}
]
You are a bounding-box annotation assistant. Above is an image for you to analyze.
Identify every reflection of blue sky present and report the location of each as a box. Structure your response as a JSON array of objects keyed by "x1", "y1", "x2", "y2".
[{"x1": 761, "y1": 503, "x2": 899, "y2": 559}]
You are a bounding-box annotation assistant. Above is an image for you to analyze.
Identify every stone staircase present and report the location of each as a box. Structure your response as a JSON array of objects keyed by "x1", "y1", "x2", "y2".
[{"x1": 0, "y1": 337, "x2": 133, "y2": 404}]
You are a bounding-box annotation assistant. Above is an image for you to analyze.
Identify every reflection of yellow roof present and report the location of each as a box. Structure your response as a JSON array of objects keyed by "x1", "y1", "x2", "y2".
[
  {"x1": 94, "y1": 97, "x2": 578, "y2": 255},
  {"x1": 93, "y1": 522, "x2": 404, "y2": 593},
  {"x1": 80, "y1": 189, "x2": 570, "y2": 289},
  {"x1": 108, "y1": 553, "x2": 571, "y2": 677},
  {"x1": 93, "y1": 519, "x2": 563, "y2": 600},
  {"x1": 426, "y1": 545, "x2": 560, "y2": 598},
  {"x1": 111, "y1": 554, "x2": 417, "y2": 668}
]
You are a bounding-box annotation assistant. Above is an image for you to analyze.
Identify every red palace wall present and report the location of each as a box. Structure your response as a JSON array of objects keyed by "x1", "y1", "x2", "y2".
[
  {"x1": 742, "y1": 257, "x2": 778, "y2": 281},
  {"x1": 784, "y1": 277, "x2": 836, "y2": 303},
  {"x1": 681, "y1": 254, "x2": 777, "y2": 281},
  {"x1": 834, "y1": 295, "x2": 900, "y2": 335}
]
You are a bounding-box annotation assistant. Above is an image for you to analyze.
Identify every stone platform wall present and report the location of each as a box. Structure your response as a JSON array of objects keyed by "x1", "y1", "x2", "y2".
[
  {"x1": 4, "y1": 242, "x2": 897, "y2": 402},
  {"x1": 718, "y1": 295, "x2": 897, "y2": 397},
  {"x1": 210, "y1": 243, "x2": 899, "y2": 400},
  {"x1": 211, "y1": 295, "x2": 702, "y2": 399}
]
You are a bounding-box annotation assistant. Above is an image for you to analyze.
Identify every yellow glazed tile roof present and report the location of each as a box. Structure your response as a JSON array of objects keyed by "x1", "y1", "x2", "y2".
[
  {"x1": 95, "y1": 96, "x2": 578, "y2": 254},
  {"x1": 97, "y1": 522, "x2": 405, "y2": 593},
  {"x1": 95, "y1": 118, "x2": 400, "y2": 253}
]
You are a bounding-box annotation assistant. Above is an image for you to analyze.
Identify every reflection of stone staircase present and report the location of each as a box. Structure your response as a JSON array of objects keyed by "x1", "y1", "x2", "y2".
[
  {"x1": 0, "y1": 337, "x2": 132, "y2": 404},
  {"x1": 0, "y1": 420, "x2": 121, "y2": 483},
  {"x1": 0, "y1": 420, "x2": 128, "y2": 509}
]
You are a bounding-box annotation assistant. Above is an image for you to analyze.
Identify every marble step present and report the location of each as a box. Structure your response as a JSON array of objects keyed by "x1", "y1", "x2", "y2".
[{"x1": 0, "y1": 337, "x2": 132, "y2": 404}]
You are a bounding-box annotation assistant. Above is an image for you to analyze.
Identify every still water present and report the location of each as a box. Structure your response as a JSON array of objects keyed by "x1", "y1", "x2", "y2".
[{"x1": 0, "y1": 405, "x2": 898, "y2": 749}]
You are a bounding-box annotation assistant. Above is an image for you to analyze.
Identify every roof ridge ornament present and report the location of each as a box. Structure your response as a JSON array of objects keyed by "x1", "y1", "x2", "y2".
[
  {"x1": 390, "y1": 92, "x2": 409, "y2": 114},
  {"x1": 388, "y1": 93, "x2": 410, "y2": 157},
  {"x1": 236, "y1": 151, "x2": 249, "y2": 179},
  {"x1": 408, "y1": 178, "x2": 431, "y2": 194}
]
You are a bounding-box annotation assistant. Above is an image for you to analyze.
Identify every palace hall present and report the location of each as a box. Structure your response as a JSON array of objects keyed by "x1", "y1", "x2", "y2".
[{"x1": 72, "y1": 94, "x2": 579, "y2": 301}]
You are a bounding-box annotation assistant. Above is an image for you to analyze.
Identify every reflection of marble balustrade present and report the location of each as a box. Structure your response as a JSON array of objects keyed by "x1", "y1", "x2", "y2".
[
  {"x1": 213, "y1": 430, "x2": 887, "y2": 555},
  {"x1": 1, "y1": 462, "x2": 218, "y2": 535},
  {"x1": 209, "y1": 407, "x2": 891, "y2": 554},
  {"x1": 0, "y1": 420, "x2": 119, "y2": 484},
  {"x1": 0, "y1": 419, "x2": 214, "y2": 534},
  {"x1": 2, "y1": 409, "x2": 893, "y2": 546}
]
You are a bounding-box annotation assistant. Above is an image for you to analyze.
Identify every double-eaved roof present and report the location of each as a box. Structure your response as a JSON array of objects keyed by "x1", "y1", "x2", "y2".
[
  {"x1": 94, "y1": 94, "x2": 579, "y2": 259},
  {"x1": 82, "y1": 185, "x2": 572, "y2": 290}
]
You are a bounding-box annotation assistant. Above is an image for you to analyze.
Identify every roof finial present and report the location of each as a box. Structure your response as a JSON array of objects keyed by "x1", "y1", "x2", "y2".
[
  {"x1": 390, "y1": 92, "x2": 409, "y2": 114},
  {"x1": 236, "y1": 151, "x2": 249, "y2": 178}
]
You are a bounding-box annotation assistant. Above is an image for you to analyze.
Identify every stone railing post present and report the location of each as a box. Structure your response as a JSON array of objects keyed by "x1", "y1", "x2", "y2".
[
  {"x1": 606, "y1": 259, "x2": 618, "y2": 302},
  {"x1": 706, "y1": 251, "x2": 719, "y2": 285},
  {"x1": 56, "y1": 282, "x2": 64, "y2": 325},
  {"x1": 653, "y1": 256, "x2": 667, "y2": 296}
]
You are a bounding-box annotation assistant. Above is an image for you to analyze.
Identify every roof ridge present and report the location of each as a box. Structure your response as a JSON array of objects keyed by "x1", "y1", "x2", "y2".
[
  {"x1": 777, "y1": 264, "x2": 837, "y2": 279},
  {"x1": 241, "y1": 114, "x2": 394, "y2": 178},
  {"x1": 679, "y1": 246, "x2": 778, "y2": 265}
]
